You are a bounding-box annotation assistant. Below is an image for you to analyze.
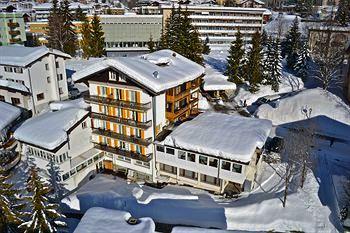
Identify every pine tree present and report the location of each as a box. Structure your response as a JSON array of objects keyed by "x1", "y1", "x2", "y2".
[
  {"x1": 147, "y1": 35, "x2": 156, "y2": 52},
  {"x1": 226, "y1": 30, "x2": 245, "y2": 84},
  {"x1": 20, "y1": 167, "x2": 66, "y2": 233},
  {"x1": 47, "y1": 0, "x2": 61, "y2": 50},
  {"x1": 246, "y1": 31, "x2": 263, "y2": 92},
  {"x1": 261, "y1": 29, "x2": 268, "y2": 48},
  {"x1": 270, "y1": 38, "x2": 282, "y2": 92},
  {"x1": 295, "y1": 0, "x2": 313, "y2": 16},
  {"x1": 0, "y1": 169, "x2": 26, "y2": 233},
  {"x1": 46, "y1": 160, "x2": 65, "y2": 203},
  {"x1": 335, "y1": 0, "x2": 350, "y2": 26},
  {"x1": 282, "y1": 17, "x2": 301, "y2": 69},
  {"x1": 90, "y1": 14, "x2": 105, "y2": 57},
  {"x1": 74, "y1": 6, "x2": 87, "y2": 21},
  {"x1": 81, "y1": 19, "x2": 92, "y2": 59},
  {"x1": 61, "y1": 0, "x2": 78, "y2": 56},
  {"x1": 294, "y1": 38, "x2": 309, "y2": 80},
  {"x1": 202, "y1": 36, "x2": 211, "y2": 55},
  {"x1": 262, "y1": 36, "x2": 273, "y2": 84}
]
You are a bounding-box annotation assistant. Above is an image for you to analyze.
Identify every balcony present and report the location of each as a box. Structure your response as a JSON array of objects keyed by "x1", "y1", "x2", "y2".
[
  {"x1": 85, "y1": 95, "x2": 151, "y2": 111},
  {"x1": 7, "y1": 22, "x2": 19, "y2": 28},
  {"x1": 9, "y1": 38, "x2": 22, "y2": 44},
  {"x1": 8, "y1": 30, "x2": 20, "y2": 36},
  {"x1": 91, "y1": 112, "x2": 152, "y2": 129},
  {"x1": 166, "y1": 89, "x2": 190, "y2": 102},
  {"x1": 94, "y1": 143, "x2": 152, "y2": 162},
  {"x1": 92, "y1": 128, "x2": 152, "y2": 147}
]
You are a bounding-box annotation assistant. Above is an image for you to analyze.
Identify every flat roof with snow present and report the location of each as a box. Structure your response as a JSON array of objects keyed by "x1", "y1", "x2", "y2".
[
  {"x1": 0, "y1": 45, "x2": 71, "y2": 67},
  {"x1": 0, "y1": 101, "x2": 21, "y2": 131},
  {"x1": 72, "y1": 50, "x2": 205, "y2": 94},
  {"x1": 163, "y1": 112, "x2": 272, "y2": 163},
  {"x1": 73, "y1": 207, "x2": 155, "y2": 233},
  {"x1": 14, "y1": 108, "x2": 89, "y2": 151},
  {"x1": 203, "y1": 66, "x2": 236, "y2": 91}
]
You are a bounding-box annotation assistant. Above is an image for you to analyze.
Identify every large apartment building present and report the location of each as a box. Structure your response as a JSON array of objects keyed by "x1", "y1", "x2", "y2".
[
  {"x1": 0, "y1": 12, "x2": 27, "y2": 45},
  {"x1": 135, "y1": 5, "x2": 271, "y2": 48},
  {"x1": 0, "y1": 46, "x2": 70, "y2": 115},
  {"x1": 72, "y1": 50, "x2": 204, "y2": 181}
]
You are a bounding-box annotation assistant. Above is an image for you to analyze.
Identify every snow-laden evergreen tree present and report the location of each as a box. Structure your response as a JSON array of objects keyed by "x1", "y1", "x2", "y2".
[
  {"x1": 0, "y1": 169, "x2": 26, "y2": 233},
  {"x1": 294, "y1": 38, "x2": 310, "y2": 80},
  {"x1": 282, "y1": 17, "x2": 301, "y2": 69},
  {"x1": 74, "y1": 6, "x2": 86, "y2": 21},
  {"x1": 262, "y1": 36, "x2": 273, "y2": 84},
  {"x1": 226, "y1": 30, "x2": 245, "y2": 84},
  {"x1": 46, "y1": 159, "x2": 65, "y2": 203},
  {"x1": 60, "y1": 0, "x2": 78, "y2": 56},
  {"x1": 269, "y1": 38, "x2": 282, "y2": 92},
  {"x1": 20, "y1": 167, "x2": 66, "y2": 233},
  {"x1": 295, "y1": 0, "x2": 313, "y2": 16},
  {"x1": 90, "y1": 14, "x2": 105, "y2": 57},
  {"x1": 246, "y1": 31, "x2": 263, "y2": 93},
  {"x1": 335, "y1": 0, "x2": 350, "y2": 26},
  {"x1": 202, "y1": 36, "x2": 211, "y2": 55},
  {"x1": 81, "y1": 18, "x2": 92, "y2": 59},
  {"x1": 239, "y1": 48, "x2": 249, "y2": 84},
  {"x1": 261, "y1": 29, "x2": 268, "y2": 48},
  {"x1": 147, "y1": 35, "x2": 156, "y2": 52},
  {"x1": 47, "y1": 0, "x2": 61, "y2": 50}
]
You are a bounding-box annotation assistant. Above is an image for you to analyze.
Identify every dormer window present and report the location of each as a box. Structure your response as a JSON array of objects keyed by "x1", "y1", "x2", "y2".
[{"x1": 109, "y1": 71, "x2": 118, "y2": 81}]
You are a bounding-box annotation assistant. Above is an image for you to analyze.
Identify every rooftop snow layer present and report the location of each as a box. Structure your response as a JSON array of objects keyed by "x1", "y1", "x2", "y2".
[
  {"x1": 0, "y1": 101, "x2": 21, "y2": 130},
  {"x1": 0, "y1": 45, "x2": 71, "y2": 67},
  {"x1": 254, "y1": 88, "x2": 350, "y2": 126},
  {"x1": 0, "y1": 79, "x2": 29, "y2": 93},
  {"x1": 49, "y1": 98, "x2": 90, "y2": 111},
  {"x1": 72, "y1": 50, "x2": 205, "y2": 93},
  {"x1": 73, "y1": 207, "x2": 155, "y2": 233},
  {"x1": 163, "y1": 112, "x2": 272, "y2": 163},
  {"x1": 14, "y1": 108, "x2": 88, "y2": 150}
]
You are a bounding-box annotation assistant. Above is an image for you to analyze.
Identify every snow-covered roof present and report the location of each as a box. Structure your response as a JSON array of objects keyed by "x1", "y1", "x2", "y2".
[
  {"x1": 14, "y1": 108, "x2": 89, "y2": 151},
  {"x1": 0, "y1": 45, "x2": 71, "y2": 67},
  {"x1": 49, "y1": 98, "x2": 90, "y2": 111},
  {"x1": 73, "y1": 207, "x2": 155, "y2": 233},
  {"x1": 0, "y1": 79, "x2": 29, "y2": 93},
  {"x1": 0, "y1": 101, "x2": 21, "y2": 131},
  {"x1": 72, "y1": 50, "x2": 205, "y2": 94},
  {"x1": 163, "y1": 112, "x2": 272, "y2": 163},
  {"x1": 255, "y1": 88, "x2": 350, "y2": 126},
  {"x1": 203, "y1": 65, "x2": 236, "y2": 91}
]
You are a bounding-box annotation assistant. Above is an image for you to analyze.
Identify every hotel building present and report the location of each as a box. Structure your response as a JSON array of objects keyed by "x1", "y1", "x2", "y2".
[{"x1": 72, "y1": 50, "x2": 204, "y2": 181}]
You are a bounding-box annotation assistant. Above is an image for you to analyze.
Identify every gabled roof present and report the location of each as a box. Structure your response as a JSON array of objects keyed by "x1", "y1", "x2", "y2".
[
  {"x1": 0, "y1": 45, "x2": 71, "y2": 67},
  {"x1": 72, "y1": 50, "x2": 205, "y2": 94},
  {"x1": 14, "y1": 108, "x2": 89, "y2": 151},
  {"x1": 0, "y1": 101, "x2": 21, "y2": 131},
  {"x1": 0, "y1": 79, "x2": 30, "y2": 94}
]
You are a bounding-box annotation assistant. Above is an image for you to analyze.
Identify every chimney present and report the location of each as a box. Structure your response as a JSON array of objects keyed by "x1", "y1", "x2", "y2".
[{"x1": 153, "y1": 71, "x2": 159, "y2": 79}]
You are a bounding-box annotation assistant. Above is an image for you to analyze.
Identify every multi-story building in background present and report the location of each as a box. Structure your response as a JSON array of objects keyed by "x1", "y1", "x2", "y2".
[
  {"x1": 136, "y1": 5, "x2": 270, "y2": 49},
  {"x1": 0, "y1": 12, "x2": 27, "y2": 45},
  {"x1": 0, "y1": 46, "x2": 70, "y2": 115},
  {"x1": 72, "y1": 50, "x2": 204, "y2": 181}
]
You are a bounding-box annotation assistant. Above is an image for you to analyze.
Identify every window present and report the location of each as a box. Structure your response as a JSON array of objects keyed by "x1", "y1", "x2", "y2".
[
  {"x1": 0, "y1": 95, "x2": 4, "y2": 101},
  {"x1": 62, "y1": 173, "x2": 70, "y2": 181},
  {"x1": 209, "y1": 158, "x2": 218, "y2": 168},
  {"x1": 82, "y1": 121, "x2": 87, "y2": 129},
  {"x1": 187, "y1": 153, "x2": 195, "y2": 162},
  {"x1": 55, "y1": 61, "x2": 59, "y2": 68},
  {"x1": 36, "y1": 93, "x2": 44, "y2": 101},
  {"x1": 199, "y1": 155, "x2": 208, "y2": 165},
  {"x1": 45, "y1": 63, "x2": 49, "y2": 70},
  {"x1": 179, "y1": 169, "x2": 197, "y2": 180},
  {"x1": 221, "y1": 161, "x2": 231, "y2": 171},
  {"x1": 160, "y1": 163, "x2": 176, "y2": 174},
  {"x1": 47, "y1": 77, "x2": 50, "y2": 83},
  {"x1": 109, "y1": 71, "x2": 118, "y2": 81},
  {"x1": 200, "y1": 174, "x2": 219, "y2": 186},
  {"x1": 4, "y1": 66, "x2": 13, "y2": 72},
  {"x1": 57, "y1": 74, "x2": 63, "y2": 81},
  {"x1": 178, "y1": 150, "x2": 186, "y2": 159},
  {"x1": 11, "y1": 97, "x2": 20, "y2": 105},
  {"x1": 156, "y1": 145, "x2": 164, "y2": 152},
  {"x1": 14, "y1": 67, "x2": 23, "y2": 73},
  {"x1": 232, "y1": 163, "x2": 242, "y2": 173},
  {"x1": 59, "y1": 87, "x2": 63, "y2": 95},
  {"x1": 166, "y1": 147, "x2": 174, "y2": 155}
]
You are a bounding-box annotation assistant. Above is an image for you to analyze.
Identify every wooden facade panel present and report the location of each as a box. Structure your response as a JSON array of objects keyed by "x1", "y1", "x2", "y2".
[
  {"x1": 136, "y1": 91, "x2": 141, "y2": 103},
  {"x1": 97, "y1": 86, "x2": 101, "y2": 96}
]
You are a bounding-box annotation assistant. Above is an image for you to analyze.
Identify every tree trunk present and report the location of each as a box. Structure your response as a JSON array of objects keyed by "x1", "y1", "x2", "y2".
[
  {"x1": 301, "y1": 161, "x2": 306, "y2": 189},
  {"x1": 283, "y1": 171, "x2": 289, "y2": 208}
]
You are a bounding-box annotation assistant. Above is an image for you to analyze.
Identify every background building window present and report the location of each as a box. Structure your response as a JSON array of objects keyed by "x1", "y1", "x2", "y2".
[
  {"x1": 37, "y1": 93, "x2": 44, "y2": 101},
  {"x1": 166, "y1": 147, "x2": 174, "y2": 155},
  {"x1": 59, "y1": 87, "x2": 63, "y2": 95},
  {"x1": 199, "y1": 155, "x2": 208, "y2": 165},
  {"x1": 209, "y1": 158, "x2": 218, "y2": 168},
  {"x1": 187, "y1": 153, "x2": 195, "y2": 162},
  {"x1": 222, "y1": 161, "x2": 231, "y2": 171},
  {"x1": 11, "y1": 97, "x2": 20, "y2": 105},
  {"x1": 178, "y1": 150, "x2": 186, "y2": 159},
  {"x1": 232, "y1": 163, "x2": 242, "y2": 173},
  {"x1": 47, "y1": 77, "x2": 50, "y2": 83}
]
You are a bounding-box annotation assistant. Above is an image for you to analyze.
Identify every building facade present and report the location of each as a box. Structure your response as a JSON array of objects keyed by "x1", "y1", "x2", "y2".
[
  {"x1": 0, "y1": 46, "x2": 70, "y2": 115},
  {"x1": 135, "y1": 5, "x2": 270, "y2": 48},
  {"x1": 72, "y1": 50, "x2": 204, "y2": 182},
  {"x1": 0, "y1": 12, "x2": 26, "y2": 45}
]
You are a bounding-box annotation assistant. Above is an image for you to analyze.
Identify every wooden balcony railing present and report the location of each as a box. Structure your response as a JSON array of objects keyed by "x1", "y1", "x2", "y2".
[
  {"x1": 85, "y1": 95, "x2": 151, "y2": 111},
  {"x1": 9, "y1": 30, "x2": 20, "y2": 36},
  {"x1": 9, "y1": 38, "x2": 21, "y2": 43},
  {"x1": 7, "y1": 22, "x2": 19, "y2": 28},
  {"x1": 91, "y1": 112, "x2": 152, "y2": 129},
  {"x1": 92, "y1": 128, "x2": 152, "y2": 147},
  {"x1": 94, "y1": 143, "x2": 152, "y2": 162}
]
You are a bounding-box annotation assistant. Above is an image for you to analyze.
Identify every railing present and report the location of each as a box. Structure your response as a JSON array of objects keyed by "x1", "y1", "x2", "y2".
[
  {"x1": 85, "y1": 95, "x2": 151, "y2": 111},
  {"x1": 9, "y1": 38, "x2": 21, "y2": 43},
  {"x1": 166, "y1": 89, "x2": 191, "y2": 102},
  {"x1": 92, "y1": 128, "x2": 152, "y2": 147},
  {"x1": 9, "y1": 30, "x2": 20, "y2": 36},
  {"x1": 94, "y1": 143, "x2": 152, "y2": 162},
  {"x1": 7, "y1": 22, "x2": 19, "y2": 27},
  {"x1": 91, "y1": 112, "x2": 152, "y2": 129}
]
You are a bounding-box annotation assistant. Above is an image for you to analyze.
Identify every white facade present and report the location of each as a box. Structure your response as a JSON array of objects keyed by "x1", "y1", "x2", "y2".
[
  {"x1": 0, "y1": 47, "x2": 69, "y2": 115},
  {"x1": 20, "y1": 116, "x2": 103, "y2": 191}
]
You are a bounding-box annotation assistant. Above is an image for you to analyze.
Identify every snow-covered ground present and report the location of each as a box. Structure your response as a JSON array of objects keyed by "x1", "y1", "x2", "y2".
[{"x1": 255, "y1": 88, "x2": 350, "y2": 126}]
